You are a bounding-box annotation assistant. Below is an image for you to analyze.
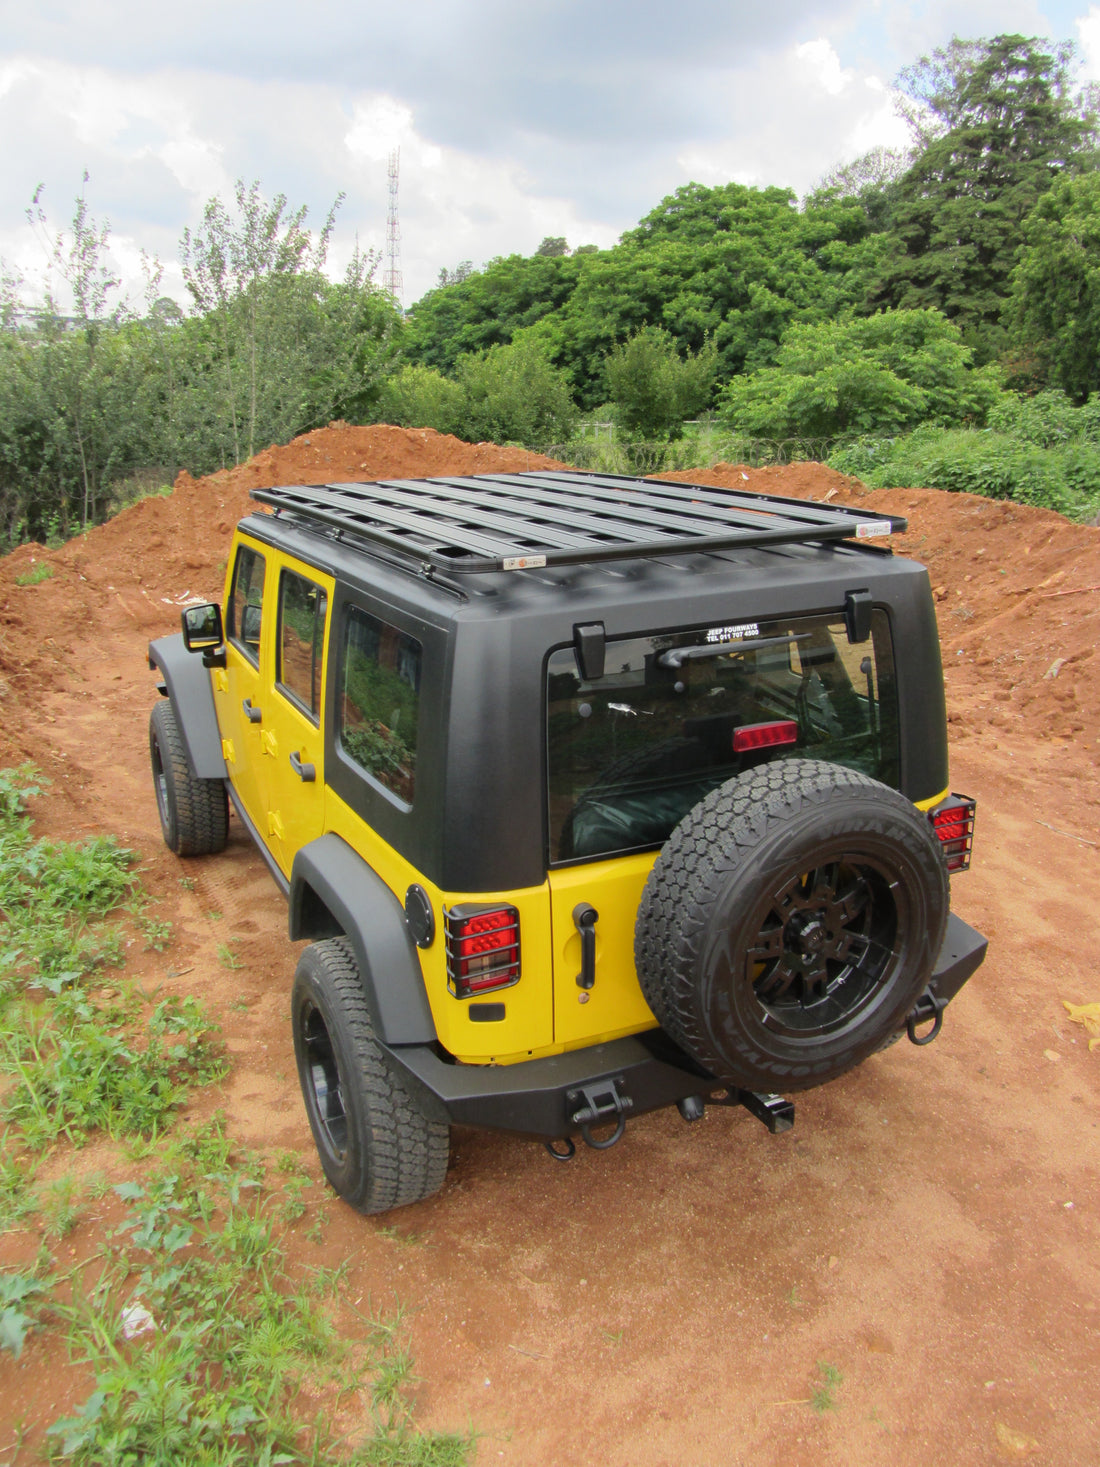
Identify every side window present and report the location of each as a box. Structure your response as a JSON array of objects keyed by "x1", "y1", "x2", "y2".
[
  {"x1": 338, "y1": 605, "x2": 421, "y2": 805},
  {"x1": 277, "y1": 570, "x2": 328, "y2": 721},
  {"x1": 227, "y1": 545, "x2": 266, "y2": 664}
]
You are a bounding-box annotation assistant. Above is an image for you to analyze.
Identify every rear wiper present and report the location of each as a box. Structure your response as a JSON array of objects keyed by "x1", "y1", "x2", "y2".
[{"x1": 658, "y1": 633, "x2": 807, "y2": 669}]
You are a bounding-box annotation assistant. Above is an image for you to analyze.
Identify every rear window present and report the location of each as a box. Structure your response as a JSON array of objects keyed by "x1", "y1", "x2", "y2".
[
  {"x1": 547, "y1": 612, "x2": 899, "y2": 863},
  {"x1": 337, "y1": 605, "x2": 422, "y2": 806}
]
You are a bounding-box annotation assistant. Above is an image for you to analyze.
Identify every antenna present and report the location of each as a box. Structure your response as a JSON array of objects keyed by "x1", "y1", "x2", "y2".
[{"x1": 384, "y1": 148, "x2": 403, "y2": 310}]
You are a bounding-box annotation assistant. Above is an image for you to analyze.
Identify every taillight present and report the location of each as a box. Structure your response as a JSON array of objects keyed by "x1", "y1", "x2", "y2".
[
  {"x1": 444, "y1": 904, "x2": 520, "y2": 998},
  {"x1": 930, "y1": 795, "x2": 975, "y2": 872},
  {"x1": 733, "y1": 719, "x2": 799, "y2": 754}
]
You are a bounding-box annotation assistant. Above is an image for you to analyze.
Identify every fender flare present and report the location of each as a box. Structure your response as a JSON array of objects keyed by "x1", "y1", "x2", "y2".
[
  {"x1": 289, "y1": 832, "x2": 437, "y2": 1047},
  {"x1": 148, "y1": 634, "x2": 227, "y2": 780}
]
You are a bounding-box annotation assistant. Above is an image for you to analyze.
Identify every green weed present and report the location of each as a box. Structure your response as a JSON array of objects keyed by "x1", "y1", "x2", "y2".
[
  {"x1": 14, "y1": 561, "x2": 53, "y2": 586},
  {"x1": 1, "y1": 992, "x2": 226, "y2": 1148},
  {"x1": 139, "y1": 916, "x2": 173, "y2": 952},
  {"x1": 0, "y1": 1272, "x2": 51, "y2": 1359},
  {"x1": 217, "y1": 941, "x2": 244, "y2": 970},
  {"x1": 0, "y1": 1141, "x2": 36, "y2": 1231},
  {"x1": 811, "y1": 1360, "x2": 843, "y2": 1413},
  {"x1": 48, "y1": 1171, "x2": 471, "y2": 1465}
]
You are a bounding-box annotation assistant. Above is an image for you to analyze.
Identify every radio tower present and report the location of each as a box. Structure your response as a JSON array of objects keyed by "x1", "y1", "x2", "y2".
[{"x1": 384, "y1": 148, "x2": 403, "y2": 311}]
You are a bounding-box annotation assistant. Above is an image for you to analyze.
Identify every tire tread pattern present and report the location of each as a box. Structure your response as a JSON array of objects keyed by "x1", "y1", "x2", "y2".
[
  {"x1": 635, "y1": 759, "x2": 948, "y2": 1090},
  {"x1": 296, "y1": 937, "x2": 449, "y2": 1214},
  {"x1": 150, "y1": 699, "x2": 228, "y2": 856}
]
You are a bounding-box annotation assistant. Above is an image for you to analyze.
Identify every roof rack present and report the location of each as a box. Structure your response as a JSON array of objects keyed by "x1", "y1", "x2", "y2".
[{"x1": 251, "y1": 470, "x2": 905, "y2": 574}]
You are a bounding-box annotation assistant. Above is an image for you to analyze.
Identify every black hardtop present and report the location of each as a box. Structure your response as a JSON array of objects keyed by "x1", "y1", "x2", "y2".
[
  {"x1": 251, "y1": 470, "x2": 906, "y2": 576},
  {"x1": 232, "y1": 478, "x2": 946, "y2": 895}
]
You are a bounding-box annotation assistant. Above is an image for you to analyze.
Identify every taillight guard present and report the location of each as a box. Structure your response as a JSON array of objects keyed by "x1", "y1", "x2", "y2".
[
  {"x1": 444, "y1": 903, "x2": 521, "y2": 998},
  {"x1": 930, "y1": 795, "x2": 975, "y2": 872}
]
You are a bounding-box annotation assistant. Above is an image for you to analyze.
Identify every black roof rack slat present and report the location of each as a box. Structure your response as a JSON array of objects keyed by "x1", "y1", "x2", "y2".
[{"x1": 251, "y1": 471, "x2": 905, "y2": 574}]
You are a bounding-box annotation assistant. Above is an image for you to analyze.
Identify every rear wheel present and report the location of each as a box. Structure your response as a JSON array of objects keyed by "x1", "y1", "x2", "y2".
[
  {"x1": 291, "y1": 937, "x2": 450, "y2": 1215},
  {"x1": 635, "y1": 759, "x2": 948, "y2": 1092},
  {"x1": 148, "y1": 699, "x2": 228, "y2": 856}
]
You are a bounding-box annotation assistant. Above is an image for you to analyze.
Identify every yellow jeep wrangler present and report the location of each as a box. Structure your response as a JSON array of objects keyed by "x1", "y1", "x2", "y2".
[{"x1": 148, "y1": 471, "x2": 984, "y2": 1213}]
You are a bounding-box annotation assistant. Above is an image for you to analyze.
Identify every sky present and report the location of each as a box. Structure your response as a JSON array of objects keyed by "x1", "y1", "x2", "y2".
[{"x1": 2, "y1": 0, "x2": 1100, "y2": 310}]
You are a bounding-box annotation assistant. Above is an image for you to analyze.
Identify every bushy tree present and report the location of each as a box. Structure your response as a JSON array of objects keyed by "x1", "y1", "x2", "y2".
[
  {"x1": 376, "y1": 364, "x2": 465, "y2": 435},
  {"x1": 1009, "y1": 173, "x2": 1100, "y2": 401},
  {"x1": 604, "y1": 328, "x2": 718, "y2": 438},
  {"x1": 718, "y1": 309, "x2": 1000, "y2": 438},
  {"x1": 873, "y1": 34, "x2": 1099, "y2": 360},
  {"x1": 455, "y1": 336, "x2": 577, "y2": 445}
]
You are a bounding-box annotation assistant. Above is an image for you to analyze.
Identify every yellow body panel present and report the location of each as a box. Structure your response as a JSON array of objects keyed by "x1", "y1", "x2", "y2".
[
  {"x1": 324, "y1": 790, "x2": 556, "y2": 1064},
  {"x1": 547, "y1": 853, "x2": 660, "y2": 1047},
  {"x1": 914, "y1": 786, "x2": 950, "y2": 813}
]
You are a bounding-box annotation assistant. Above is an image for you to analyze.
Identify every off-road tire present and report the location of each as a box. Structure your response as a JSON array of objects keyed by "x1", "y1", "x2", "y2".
[
  {"x1": 291, "y1": 937, "x2": 450, "y2": 1215},
  {"x1": 635, "y1": 759, "x2": 948, "y2": 1093},
  {"x1": 149, "y1": 698, "x2": 229, "y2": 856}
]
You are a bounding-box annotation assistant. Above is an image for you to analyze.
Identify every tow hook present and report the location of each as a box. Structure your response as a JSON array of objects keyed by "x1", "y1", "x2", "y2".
[
  {"x1": 906, "y1": 987, "x2": 947, "y2": 1046},
  {"x1": 570, "y1": 1077, "x2": 633, "y2": 1151}
]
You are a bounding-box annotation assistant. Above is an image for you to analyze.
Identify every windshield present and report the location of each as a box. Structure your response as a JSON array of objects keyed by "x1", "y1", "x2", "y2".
[{"x1": 547, "y1": 611, "x2": 898, "y2": 863}]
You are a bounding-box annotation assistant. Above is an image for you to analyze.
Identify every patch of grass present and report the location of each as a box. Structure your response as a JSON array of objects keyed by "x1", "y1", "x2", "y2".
[
  {"x1": 0, "y1": 1142, "x2": 37, "y2": 1231},
  {"x1": 41, "y1": 1176, "x2": 81, "y2": 1240},
  {"x1": 811, "y1": 1360, "x2": 843, "y2": 1413},
  {"x1": 14, "y1": 561, "x2": 54, "y2": 586},
  {"x1": 138, "y1": 915, "x2": 173, "y2": 952},
  {"x1": 217, "y1": 941, "x2": 244, "y2": 970},
  {"x1": 47, "y1": 1168, "x2": 472, "y2": 1465},
  {"x1": 1, "y1": 991, "x2": 226, "y2": 1149}
]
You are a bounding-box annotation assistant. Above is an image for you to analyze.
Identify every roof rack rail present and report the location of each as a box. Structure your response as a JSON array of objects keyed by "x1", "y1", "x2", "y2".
[{"x1": 251, "y1": 470, "x2": 905, "y2": 574}]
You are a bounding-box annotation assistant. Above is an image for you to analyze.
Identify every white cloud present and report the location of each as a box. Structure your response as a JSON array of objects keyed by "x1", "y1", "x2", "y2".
[
  {"x1": 1077, "y1": 6, "x2": 1100, "y2": 75},
  {"x1": 676, "y1": 40, "x2": 910, "y2": 194}
]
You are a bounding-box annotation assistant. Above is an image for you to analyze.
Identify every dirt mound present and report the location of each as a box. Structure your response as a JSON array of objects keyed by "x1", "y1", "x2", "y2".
[{"x1": 0, "y1": 426, "x2": 565, "y2": 764}]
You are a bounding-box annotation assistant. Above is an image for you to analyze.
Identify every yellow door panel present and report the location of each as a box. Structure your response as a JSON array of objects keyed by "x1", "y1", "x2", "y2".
[
  {"x1": 324, "y1": 790, "x2": 555, "y2": 1064},
  {"x1": 262, "y1": 554, "x2": 334, "y2": 878},
  {"x1": 548, "y1": 852, "x2": 661, "y2": 1047},
  {"x1": 213, "y1": 535, "x2": 270, "y2": 829}
]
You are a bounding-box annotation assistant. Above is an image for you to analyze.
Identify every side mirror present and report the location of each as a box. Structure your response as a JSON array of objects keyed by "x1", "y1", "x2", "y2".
[{"x1": 182, "y1": 602, "x2": 224, "y2": 653}]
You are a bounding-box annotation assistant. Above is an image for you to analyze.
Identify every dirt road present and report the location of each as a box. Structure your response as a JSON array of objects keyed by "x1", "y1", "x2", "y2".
[{"x1": 1, "y1": 428, "x2": 1097, "y2": 1465}]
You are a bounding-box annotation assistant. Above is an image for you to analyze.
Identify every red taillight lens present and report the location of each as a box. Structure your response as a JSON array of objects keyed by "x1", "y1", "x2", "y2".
[
  {"x1": 930, "y1": 795, "x2": 976, "y2": 872},
  {"x1": 732, "y1": 719, "x2": 799, "y2": 754},
  {"x1": 444, "y1": 904, "x2": 520, "y2": 998}
]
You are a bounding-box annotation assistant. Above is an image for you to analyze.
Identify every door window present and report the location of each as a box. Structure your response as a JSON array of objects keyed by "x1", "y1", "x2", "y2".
[
  {"x1": 337, "y1": 605, "x2": 422, "y2": 805},
  {"x1": 227, "y1": 545, "x2": 266, "y2": 665},
  {"x1": 277, "y1": 570, "x2": 328, "y2": 721}
]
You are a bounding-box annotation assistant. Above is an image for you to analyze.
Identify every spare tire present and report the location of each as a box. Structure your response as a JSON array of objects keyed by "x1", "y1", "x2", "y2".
[{"x1": 635, "y1": 759, "x2": 948, "y2": 1093}]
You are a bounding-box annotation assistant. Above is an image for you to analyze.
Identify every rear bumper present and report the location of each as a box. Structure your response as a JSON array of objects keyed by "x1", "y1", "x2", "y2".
[{"x1": 391, "y1": 912, "x2": 988, "y2": 1141}]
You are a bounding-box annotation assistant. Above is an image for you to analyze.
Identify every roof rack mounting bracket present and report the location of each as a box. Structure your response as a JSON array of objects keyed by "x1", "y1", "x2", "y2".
[
  {"x1": 573, "y1": 622, "x2": 606, "y2": 682},
  {"x1": 845, "y1": 589, "x2": 873, "y2": 644}
]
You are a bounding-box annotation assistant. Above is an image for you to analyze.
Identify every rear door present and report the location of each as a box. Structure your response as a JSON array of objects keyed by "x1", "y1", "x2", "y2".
[
  {"x1": 214, "y1": 539, "x2": 269, "y2": 828},
  {"x1": 261, "y1": 556, "x2": 334, "y2": 878}
]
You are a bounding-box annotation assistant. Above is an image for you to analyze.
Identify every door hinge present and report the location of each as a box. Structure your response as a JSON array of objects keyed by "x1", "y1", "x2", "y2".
[
  {"x1": 261, "y1": 730, "x2": 278, "y2": 758},
  {"x1": 267, "y1": 810, "x2": 285, "y2": 840},
  {"x1": 221, "y1": 738, "x2": 236, "y2": 764}
]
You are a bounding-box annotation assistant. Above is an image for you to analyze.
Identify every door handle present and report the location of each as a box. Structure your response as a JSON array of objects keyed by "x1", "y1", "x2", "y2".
[
  {"x1": 242, "y1": 698, "x2": 262, "y2": 724},
  {"x1": 289, "y1": 750, "x2": 316, "y2": 783},
  {"x1": 573, "y1": 903, "x2": 599, "y2": 989}
]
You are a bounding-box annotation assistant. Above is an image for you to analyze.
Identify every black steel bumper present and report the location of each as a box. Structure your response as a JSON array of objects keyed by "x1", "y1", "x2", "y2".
[{"x1": 391, "y1": 912, "x2": 988, "y2": 1142}]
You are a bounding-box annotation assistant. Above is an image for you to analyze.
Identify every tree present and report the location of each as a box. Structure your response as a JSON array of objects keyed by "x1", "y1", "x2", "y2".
[
  {"x1": 718, "y1": 309, "x2": 1001, "y2": 439},
  {"x1": 604, "y1": 328, "x2": 718, "y2": 438},
  {"x1": 873, "y1": 34, "x2": 1099, "y2": 360},
  {"x1": 180, "y1": 180, "x2": 344, "y2": 462},
  {"x1": 376, "y1": 364, "x2": 465, "y2": 435},
  {"x1": 455, "y1": 336, "x2": 577, "y2": 445},
  {"x1": 1009, "y1": 172, "x2": 1100, "y2": 400},
  {"x1": 437, "y1": 260, "x2": 475, "y2": 288},
  {"x1": 534, "y1": 237, "x2": 569, "y2": 257}
]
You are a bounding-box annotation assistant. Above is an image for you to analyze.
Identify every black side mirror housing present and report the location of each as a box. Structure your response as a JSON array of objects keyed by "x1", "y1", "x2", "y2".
[{"x1": 181, "y1": 603, "x2": 226, "y2": 667}]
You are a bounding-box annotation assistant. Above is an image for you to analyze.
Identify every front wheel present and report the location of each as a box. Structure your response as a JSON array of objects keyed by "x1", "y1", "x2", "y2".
[
  {"x1": 635, "y1": 759, "x2": 949, "y2": 1093},
  {"x1": 291, "y1": 937, "x2": 450, "y2": 1215},
  {"x1": 148, "y1": 699, "x2": 228, "y2": 856}
]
